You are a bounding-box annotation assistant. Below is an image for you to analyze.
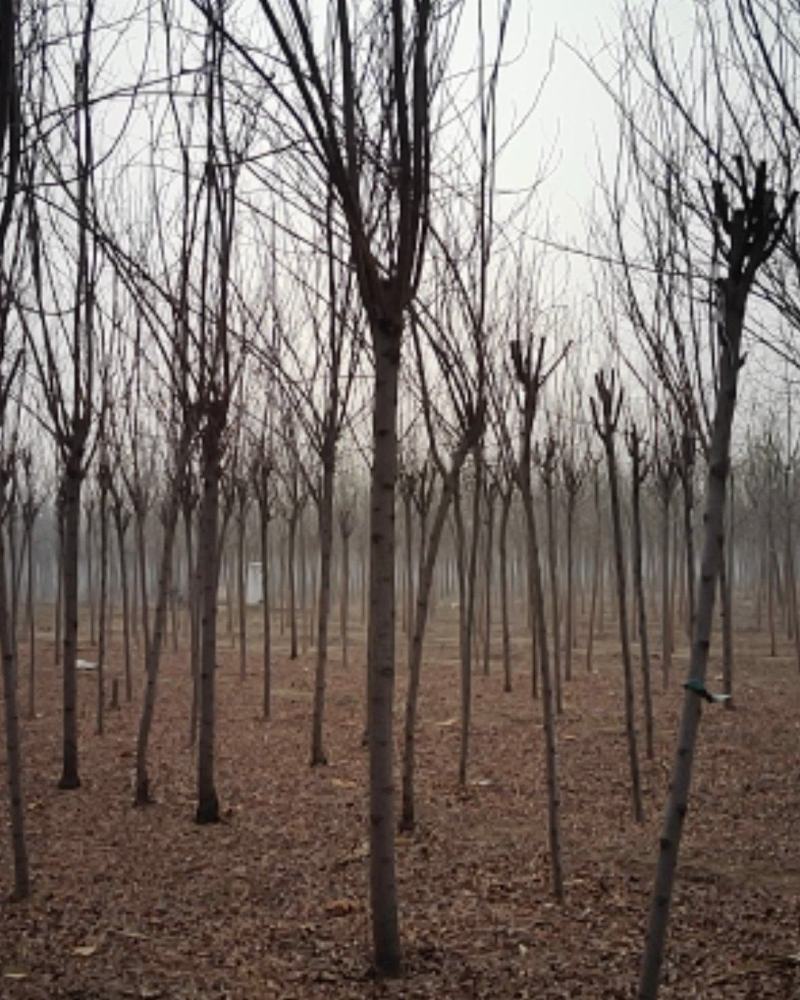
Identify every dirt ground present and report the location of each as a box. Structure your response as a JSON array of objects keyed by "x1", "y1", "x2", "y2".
[{"x1": 1, "y1": 605, "x2": 799, "y2": 999}]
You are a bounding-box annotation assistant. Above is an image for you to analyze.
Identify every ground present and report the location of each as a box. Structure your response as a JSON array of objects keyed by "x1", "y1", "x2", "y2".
[{"x1": 1, "y1": 605, "x2": 799, "y2": 999}]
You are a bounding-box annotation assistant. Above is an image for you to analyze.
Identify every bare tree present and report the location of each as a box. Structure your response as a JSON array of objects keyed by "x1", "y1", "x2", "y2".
[
  {"x1": 510, "y1": 330, "x2": 567, "y2": 902},
  {"x1": 0, "y1": 0, "x2": 29, "y2": 899},
  {"x1": 591, "y1": 371, "x2": 644, "y2": 823}
]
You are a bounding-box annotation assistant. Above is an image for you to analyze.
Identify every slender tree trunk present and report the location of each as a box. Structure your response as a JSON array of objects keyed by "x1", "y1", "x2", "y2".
[
  {"x1": 260, "y1": 506, "x2": 271, "y2": 719},
  {"x1": 482, "y1": 486, "x2": 495, "y2": 676},
  {"x1": 660, "y1": 492, "x2": 673, "y2": 691},
  {"x1": 340, "y1": 516, "x2": 351, "y2": 672},
  {"x1": 288, "y1": 513, "x2": 298, "y2": 659},
  {"x1": 95, "y1": 480, "x2": 109, "y2": 736},
  {"x1": 0, "y1": 488, "x2": 29, "y2": 899},
  {"x1": 237, "y1": 510, "x2": 247, "y2": 679},
  {"x1": 499, "y1": 487, "x2": 512, "y2": 692},
  {"x1": 629, "y1": 433, "x2": 654, "y2": 761},
  {"x1": 58, "y1": 461, "x2": 82, "y2": 790},
  {"x1": 458, "y1": 452, "x2": 482, "y2": 784},
  {"x1": 196, "y1": 423, "x2": 222, "y2": 824},
  {"x1": 25, "y1": 513, "x2": 36, "y2": 720},
  {"x1": 135, "y1": 506, "x2": 150, "y2": 659},
  {"x1": 183, "y1": 503, "x2": 200, "y2": 747},
  {"x1": 135, "y1": 478, "x2": 184, "y2": 805},
  {"x1": 86, "y1": 501, "x2": 95, "y2": 646},
  {"x1": 311, "y1": 456, "x2": 335, "y2": 765},
  {"x1": 593, "y1": 378, "x2": 643, "y2": 824},
  {"x1": 564, "y1": 496, "x2": 575, "y2": 683},
  {"x1": 521, "y1": 484, "x2": 564, "y2": 900},
  {"x1": 401, "y1": 434, "x2": 474, "y2": 831},
  {"x1": 544, "y1": 471, "x2": 563, "y2": 714},
  {"x1": 586, "y1": 466, "x2": 601, "y2": 674},
  {"x1": 638, "y1": 171, "x2": 781, "y2": 994},
  {"x1": 113, "y1": 502, "x2": 132, "y2": 703},
  {"x1": 54, "y1": 497, "x2": 63, "y2": 667}
]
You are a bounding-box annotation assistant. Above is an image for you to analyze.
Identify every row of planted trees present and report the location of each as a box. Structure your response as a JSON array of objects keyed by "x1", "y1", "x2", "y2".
[{"x1": 2, "y1": 0, "x2": 800, "y2": 996}]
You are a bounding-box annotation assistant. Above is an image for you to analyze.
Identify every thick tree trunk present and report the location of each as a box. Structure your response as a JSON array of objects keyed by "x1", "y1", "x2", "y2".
[{"x1": 365, "y1": 317, "x2": 401, "y2": 975}]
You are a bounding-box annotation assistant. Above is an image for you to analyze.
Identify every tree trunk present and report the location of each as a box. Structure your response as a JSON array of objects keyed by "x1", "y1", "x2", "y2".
[
  {"x1": 630, "y1": 436, "x2": 654, "y2": 761},
  {"x1": 237, "y1": 511, "x2": 247, "y2": 679},
  {"x1": 135, "y1": 486, "x2": 182, "y2": 806},
  {"x1": 25, "y1": 512, "x2": 36, "y2": 720},
  {"x1": 0, "y1": 472, "x2": 30, "y2": 899},
  {"x1": 58, "y1": 461, "x2": 82, "y2": 790},
  {"x1": 564, "y1": 495, "x2": 575, "y2": 683},
  {"x1": 482, "y1": 485, "x2": 496, "y2": 676},
  {"x1": 85, "y1": 501, "x2": 95, "y2": 646},
  {"x1": 365, "y1": 317, "x2": 401, "y2": 975},
  {"x1": 660, "y1": 491, "x2": 673, "y2": 691},
  {"x1": 401, "y1": 433, "x2": 474, "y2": 831},
  {"x1": 183, "y1": 503, "x2": 200, "y2": 746},
  {"x1": 499, "y1": 486, "x2": 512, "y2": 692},
  {"x1": 135, "y1": 505, "x2": 150, "y2": 659},
  {"x1": 544, "y1": 472, "x2": 563, "y2": 713},
  {"x1": 586, "y1": 466, "x2": 602, "y2": 674},
  {"x1": 96, "y1": 480, "x2": 109, "y2": 736},
  {"x1": 521, "y1": 484, "x2": 564, "y2": 900},
  {"x1": 288, "y1": 513, "x2": 298, "y2": 659},
  {"x1": 594, "y1": 379, "x2": 643, "y2": 824},
  {"x1": 112, "y1": 501, "x2": 133, "y2": 703},
  {"x1": 311, "y1": 455, "x2": 335, "y2": 765},
  {"x1": 340, "y1": 515, "x2": 351, "y2": 672},
  {"x1": 196, "y1": 421, "x2": 222, "y2": 824}
]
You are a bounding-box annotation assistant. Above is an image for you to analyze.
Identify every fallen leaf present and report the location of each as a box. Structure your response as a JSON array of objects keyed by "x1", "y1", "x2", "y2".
[
  {"x1": 73, "y1": 944, "x2": 98, "y2": 957},
  {"x1": 323, "y1": 898, "x2": 358, "y2": 917}
]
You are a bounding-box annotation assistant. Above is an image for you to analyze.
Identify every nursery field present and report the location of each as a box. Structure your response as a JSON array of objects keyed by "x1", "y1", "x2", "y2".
[{"x1": 1, "y1": 611, "x2": 799, "y2": 999}]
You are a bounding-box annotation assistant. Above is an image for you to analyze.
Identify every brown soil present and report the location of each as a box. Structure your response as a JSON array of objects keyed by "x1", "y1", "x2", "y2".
[{"x1": 1, "y1": 607, "x2": 799, "y2": 999}]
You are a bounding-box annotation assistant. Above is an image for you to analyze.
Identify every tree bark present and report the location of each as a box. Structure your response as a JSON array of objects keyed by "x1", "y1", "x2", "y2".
[
  {"x1": 0, "y1": 471, "x2": 30, "y2": 899},
  {"x1": 311, "y1": 450, "x2": 335, "y2": 765},
  {"x1": 365, "y1": 316, "x2": 401, "y2": 975},
  {"x1": 58, "y1": 460, "x2": 82, "y2": 790},
  {"x1": 196, "y1": 418, "x2": 222, "y2": 824}
]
